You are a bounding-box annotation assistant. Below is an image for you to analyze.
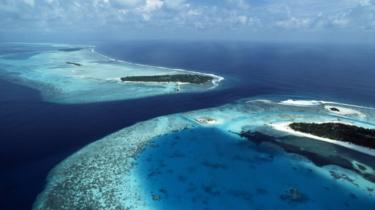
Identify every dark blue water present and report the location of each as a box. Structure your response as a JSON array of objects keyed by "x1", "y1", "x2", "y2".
[{"x1": 0, "y1": 41, "x2": 374, "y2": 209}]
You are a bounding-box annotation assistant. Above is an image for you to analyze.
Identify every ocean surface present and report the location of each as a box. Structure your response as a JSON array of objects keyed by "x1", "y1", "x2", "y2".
[{"x1": 0, "y1": 41, "x2": 374, "y2": 209}]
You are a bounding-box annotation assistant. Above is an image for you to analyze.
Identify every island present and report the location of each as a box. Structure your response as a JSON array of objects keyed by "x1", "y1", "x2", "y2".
[
  {"x1": 329, "y1": 107, "x2": 340, "y2": 112},
  {"x1": 120, "y1": 74, "x2": 215, "y2": 84},
  {"x1": 289, "y1": 122, "x2": 375, "y2": 149},
  {"x1": 0, "y1": 43, "x2": 223, "y2": 104},
  {"x1": 66, "y1": 62, "x2": 82, "y2": 66},
  {"x1": 195, "y1": 117, "x2": 219, "y2": 125},
  {"x1": 324, "y1": 105, "x2": 366, "y2": 118},
  {"x1": 59, "y1": 47, "x2": 84, "y2": 52}
]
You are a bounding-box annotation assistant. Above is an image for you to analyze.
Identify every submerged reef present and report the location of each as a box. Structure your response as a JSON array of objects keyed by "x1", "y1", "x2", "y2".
[
  {"x1": 34, "y1": 98, "x2": 375, "y2": 210},
  {"x1": 289, "y1": 122, "x2": 375, "y2": 149},
  {"x1": 34, "y1": 116, "x2": 192, "y2": 210},
  {"x1": 121, "y1": 74, "x2": 215, "y2": 84},
  {"x1": 280, "y1": 187, "x2": 309, "y2": 203}
]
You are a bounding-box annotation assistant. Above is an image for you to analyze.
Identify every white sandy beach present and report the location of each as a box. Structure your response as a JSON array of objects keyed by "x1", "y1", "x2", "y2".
[{"x1": 278, "y1": 99, "x2": 322, "y2": 106}]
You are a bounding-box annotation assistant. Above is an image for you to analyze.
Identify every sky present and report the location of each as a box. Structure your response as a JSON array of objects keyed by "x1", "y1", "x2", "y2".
[{"x1": 0, "y1": 0, "x2": 374, "y2": 43}]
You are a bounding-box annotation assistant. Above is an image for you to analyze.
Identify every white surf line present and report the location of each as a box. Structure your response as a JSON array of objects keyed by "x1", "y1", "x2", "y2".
[
  {"x1": 277, "y1": 99, "x2": 375, "y2": 110},
  {"x1": 278, "y1": 99, "x2": 322, "y2": 106},
  {"x1": 270, "y1": 122, "x2": 375, "y2": 157},
  {"x1": 245, "y1": 99, "x2": 273, "y2": 104},
  {"x1": 322, "y1": 101, "x2": 375, "y2": 110}
]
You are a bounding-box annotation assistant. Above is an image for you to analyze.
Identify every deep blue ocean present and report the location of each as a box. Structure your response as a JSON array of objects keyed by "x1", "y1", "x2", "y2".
[{"x1": 0, "y1": 41, "x2": 374, "y2": 209}]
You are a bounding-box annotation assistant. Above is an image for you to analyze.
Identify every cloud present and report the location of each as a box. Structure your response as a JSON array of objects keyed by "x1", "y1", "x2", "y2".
[
  {"x1": 144, "y1": 0, "x2": 163, "y2": 11},
  {"x1": 24, "y1": 0, "x2": 35, "y2": 7},
  {"x1": 111, "y1": 0, "x2": 142, "y2": 7},
  {"x1": 164, "y1": 0, "x2": 186, "y2": 9},
  {"x1": 226, "y1": 0, "x2": 250, "y2": 10},
  {"x1": 0, "y1": 0, "x2": 373, "y2": 41},
  {"x1": 275, "y1": 17, "x2": 311, "y2": 29}
]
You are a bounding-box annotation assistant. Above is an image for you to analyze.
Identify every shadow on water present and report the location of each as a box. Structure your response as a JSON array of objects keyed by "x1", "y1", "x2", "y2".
[
  {"x1": 134, "y1": 127, "x2": 375, "y2": 210},
  {"x1": 0, "y1": 78, "x2": 274, "y2": 209}
]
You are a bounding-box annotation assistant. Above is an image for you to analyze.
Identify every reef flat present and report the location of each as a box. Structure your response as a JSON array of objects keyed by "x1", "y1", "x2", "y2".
[
  {"x1": 34, "y1": 98, "x2": 375, "y2": 210},
  {"x1": 0, "y1": 43, "x2": 222, "y2": 104}
]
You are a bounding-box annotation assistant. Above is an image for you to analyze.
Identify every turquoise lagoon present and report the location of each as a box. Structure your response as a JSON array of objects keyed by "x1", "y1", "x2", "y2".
[
  {"x1": 34, "y1": 98, "x2": 375, "y2": 209},
  {"x1": 0, "y1": 43, "x2": 222, "y2": 104}
]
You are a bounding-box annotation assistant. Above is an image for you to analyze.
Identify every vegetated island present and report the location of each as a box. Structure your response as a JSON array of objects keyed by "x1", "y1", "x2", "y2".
[
  {"x1": 289, "y1": 122, "x2": 375, "y2": 149},
  {"x1": 59, "y1": 47, "x2": 84, "y2": 52},
  {"x1": 329, "y1": 107, "x2": 340, "y2": 112},
  {"x1": 66, "y1": 61, "x2": 82, "y2": 66},
  {"x1": 120, "y1": 74, "x2": 215, "y2": 84}
]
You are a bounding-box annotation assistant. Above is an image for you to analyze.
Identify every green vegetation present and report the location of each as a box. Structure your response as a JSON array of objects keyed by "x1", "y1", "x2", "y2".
[
  {"x1": 59, "y1": 48, "x2": 84, "y2": 52},
  {"x1": 66, "y1": 62, "x2": 82, "y2": 66},
  {"x1": 290, "y1": 122, "x2": 375, "y2": 149},
  {"x1": 120, "y1": 74, "x2": 214, "y2": 84}
]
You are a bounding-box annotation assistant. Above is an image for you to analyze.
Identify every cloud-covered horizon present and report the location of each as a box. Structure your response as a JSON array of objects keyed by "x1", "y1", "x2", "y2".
[{"x1": 0, "y1": 0, "x2": 374, "y2": 43}]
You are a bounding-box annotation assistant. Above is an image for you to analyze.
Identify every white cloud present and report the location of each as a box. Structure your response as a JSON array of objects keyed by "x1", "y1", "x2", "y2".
[
  {"x1": 237, "y1": 15, "x2": 248, "y2": 25},
  {"x1": 164, "y1": 0, "x2": 186, "y2": 9},
  {"x1": 276, "y1": 17, "x2": 311, "y2": 29},
  {"x1": 332, "y1": 18, "x2": 350, "y2": 27},
  {"x1": 359, "y1": 0, "x2": 372, "y2": 6},
  {"x1": 111, "y1": 0, "x2": 141, "y2": 7},
  {"x1": 143, "y1": 0, "x2": 163, "y2": 12},
  {"x1": 186, "y1": 9, "x2": 200, "y2": 16},
  {"x1": 23, "y1": 0, "x2": 35, "y2": 7},
  {"x1": 0, "y1": 0, "x2": 373, "y2": 40}
]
